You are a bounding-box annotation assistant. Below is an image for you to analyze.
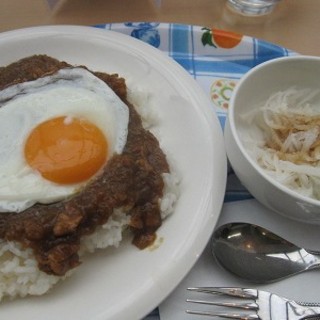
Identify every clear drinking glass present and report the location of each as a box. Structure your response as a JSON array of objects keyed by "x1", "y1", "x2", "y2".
[{"x1": 226, "y1": 0, "x2": 282, "y2": 16}]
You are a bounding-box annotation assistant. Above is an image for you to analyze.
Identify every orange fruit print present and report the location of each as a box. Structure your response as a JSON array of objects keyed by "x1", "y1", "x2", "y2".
[
  {"x1": 201, "y1": 27, "x2": 243, "y2": 49},
  {"x1": 211, "y1": 29, "x2": 243, "y2": 48}
]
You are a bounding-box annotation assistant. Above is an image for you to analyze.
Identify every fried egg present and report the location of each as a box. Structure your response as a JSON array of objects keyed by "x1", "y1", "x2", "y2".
[{"x1": 0, "y1": 68, "x2": 129, "y2": 213}]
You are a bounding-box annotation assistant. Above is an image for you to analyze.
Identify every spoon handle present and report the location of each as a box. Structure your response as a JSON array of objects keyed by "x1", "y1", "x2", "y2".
[{"x1": 306, "y1": 249, "x2": 320, "y2": 256}]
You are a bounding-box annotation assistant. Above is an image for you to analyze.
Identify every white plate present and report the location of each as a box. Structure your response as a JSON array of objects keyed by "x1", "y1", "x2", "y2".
[{"x1": 0, "y1": 26, "x2": 227, "y2": 320}]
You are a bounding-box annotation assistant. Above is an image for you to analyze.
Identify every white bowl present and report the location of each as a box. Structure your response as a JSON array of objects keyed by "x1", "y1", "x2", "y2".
[{"x1": 224, "y1": 56, "x2": 320, "y2": 224}]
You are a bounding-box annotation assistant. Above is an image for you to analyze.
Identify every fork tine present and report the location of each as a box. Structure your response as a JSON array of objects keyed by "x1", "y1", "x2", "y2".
[
  {"x1": 187, "y1": 287, "x2": 258, "y2": 299},
  {"x1": 185, "y1": 309, "x2": 260, "y2": 319},
  {"x1": 186, "y1": 299, "x2": 258, "y2": 310}
]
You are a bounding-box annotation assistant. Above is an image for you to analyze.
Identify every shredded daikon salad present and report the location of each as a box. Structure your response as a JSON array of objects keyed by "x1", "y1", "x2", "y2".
[{"x1": 241, "y1": 87, "x2": 320, "y2": 200}]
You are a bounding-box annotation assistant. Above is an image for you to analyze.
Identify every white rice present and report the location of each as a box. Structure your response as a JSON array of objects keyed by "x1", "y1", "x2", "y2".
[{"x1": 0, "y1": 83, "x2": 180, "y2": 302}]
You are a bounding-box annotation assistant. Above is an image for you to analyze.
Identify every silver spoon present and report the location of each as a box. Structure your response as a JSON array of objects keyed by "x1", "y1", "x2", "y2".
[{"x1": 212, "y1": 223, "x2": 320, "y2": 283}]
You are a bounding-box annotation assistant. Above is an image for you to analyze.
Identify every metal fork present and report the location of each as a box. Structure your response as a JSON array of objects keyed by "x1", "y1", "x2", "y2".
[{"x1": 186, "y1": 287, "x2": 320, "y2": 320}]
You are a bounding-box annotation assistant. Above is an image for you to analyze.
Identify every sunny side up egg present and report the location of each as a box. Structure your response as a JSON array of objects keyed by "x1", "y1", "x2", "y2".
[{"x1": 0, "y1": 67, "x2": 129, "y2": 213}]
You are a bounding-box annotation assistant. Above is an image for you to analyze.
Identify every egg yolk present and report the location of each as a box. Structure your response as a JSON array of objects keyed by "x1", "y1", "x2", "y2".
[{"x1": 24, "y1": 116, "x2": 108, "y2": 184}]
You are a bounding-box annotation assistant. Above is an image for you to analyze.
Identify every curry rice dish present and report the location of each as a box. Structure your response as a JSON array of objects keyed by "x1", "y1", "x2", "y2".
[{"x1": 0, "y1": 55, "x2": 179, "y2": 301}]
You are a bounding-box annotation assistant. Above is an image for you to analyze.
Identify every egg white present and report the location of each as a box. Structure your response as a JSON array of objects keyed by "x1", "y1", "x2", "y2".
[{"x1": 0, "y1": 67, "x2": 129, "y2": 213}]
